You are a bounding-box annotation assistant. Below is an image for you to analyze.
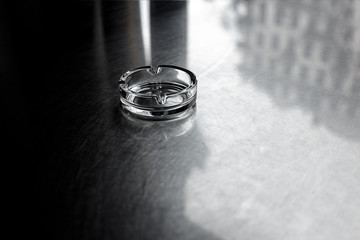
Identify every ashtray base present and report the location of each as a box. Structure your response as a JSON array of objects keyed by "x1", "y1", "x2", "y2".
[{"x1": 121, "y1": 97, "x2": 196, "y2": 120}]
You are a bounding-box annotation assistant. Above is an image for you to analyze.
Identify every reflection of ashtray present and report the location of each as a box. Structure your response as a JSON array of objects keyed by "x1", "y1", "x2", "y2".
[
  {"x1": 119, "y1": 65, "x2": 197, "y2": 120},
  {"x1": 121, "y1": 106, "x2": 197, "y2": 140}
]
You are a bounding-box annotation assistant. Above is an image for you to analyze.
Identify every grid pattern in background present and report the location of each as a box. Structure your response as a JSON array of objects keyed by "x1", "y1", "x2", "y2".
[{"x1": 234, "y1": 0, "x2": 360, "y2": 132}]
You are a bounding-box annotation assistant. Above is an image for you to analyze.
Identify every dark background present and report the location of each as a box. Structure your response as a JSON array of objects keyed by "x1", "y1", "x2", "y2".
[{"x1": 3, "y1": 1, "x2": 206, "y2": 239}]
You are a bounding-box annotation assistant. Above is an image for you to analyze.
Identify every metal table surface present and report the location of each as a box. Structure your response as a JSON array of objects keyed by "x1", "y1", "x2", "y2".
[{"x1": 4, "y1": 0, "x2": 360, "y2": 239}]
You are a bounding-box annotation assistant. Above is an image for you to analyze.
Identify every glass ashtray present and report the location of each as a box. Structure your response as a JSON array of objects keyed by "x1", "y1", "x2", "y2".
[{"x1": 119, "y1": 65, "x2": 197, "y2": 120}]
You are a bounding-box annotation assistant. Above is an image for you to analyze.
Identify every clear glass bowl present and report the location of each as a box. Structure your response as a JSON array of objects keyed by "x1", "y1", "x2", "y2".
[{"x1": 119, "y1": 65, "x2": 197, "y2": 120}]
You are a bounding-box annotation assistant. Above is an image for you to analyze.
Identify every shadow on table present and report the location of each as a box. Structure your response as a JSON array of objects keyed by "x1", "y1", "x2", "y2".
[{"x1": 66, "y1": 104, "x2": 221, "y2": 240}]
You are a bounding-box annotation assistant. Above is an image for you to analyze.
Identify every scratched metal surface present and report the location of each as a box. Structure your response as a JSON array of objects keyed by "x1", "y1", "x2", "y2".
[{"x1": 7, "y1": 0, "x2": 360, "y2": 239}]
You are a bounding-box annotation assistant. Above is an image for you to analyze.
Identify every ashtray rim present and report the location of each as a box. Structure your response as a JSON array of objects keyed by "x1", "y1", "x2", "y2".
[
  {"x1": 119, "y1": 65, "x2": 197, "y2": 98},
  {"x1": 118, "y1": 65, "x2": 197, "y2": 120}
]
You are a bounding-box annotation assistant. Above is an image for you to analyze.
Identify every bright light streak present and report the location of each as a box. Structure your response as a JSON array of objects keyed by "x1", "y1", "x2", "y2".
[{"x1": 140, "y1": 0, "x2": 151, "y2": 65}]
